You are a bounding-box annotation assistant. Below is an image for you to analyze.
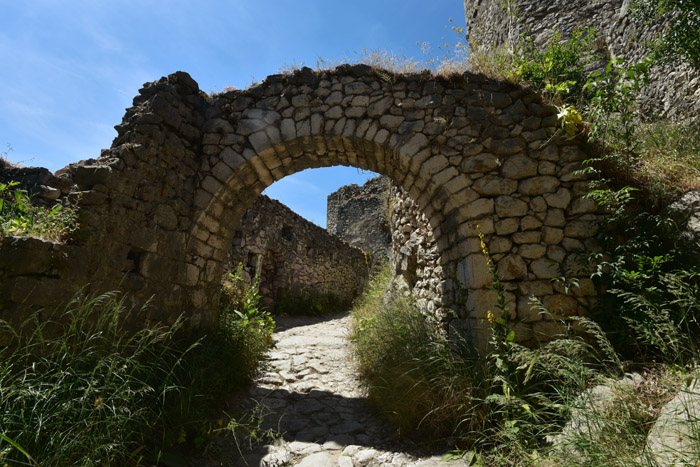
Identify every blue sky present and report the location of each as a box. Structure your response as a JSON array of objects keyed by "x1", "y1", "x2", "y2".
[{"x1": 1, "y1": 1, "x2": 466, "y2": 227}]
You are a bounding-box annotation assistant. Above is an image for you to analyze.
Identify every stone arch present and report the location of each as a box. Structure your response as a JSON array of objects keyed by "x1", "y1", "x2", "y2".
[
  {"x1": 1, "y1": 67, "x2": 600, "y2": 347},
  {"x1": 185, "y1": 132, "x2": 451, "y2": 321}
]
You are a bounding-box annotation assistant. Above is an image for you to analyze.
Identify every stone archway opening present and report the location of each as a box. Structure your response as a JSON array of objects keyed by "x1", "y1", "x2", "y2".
[{"x1": 211, "y1": 162, "x2": 453, "y2": 322}]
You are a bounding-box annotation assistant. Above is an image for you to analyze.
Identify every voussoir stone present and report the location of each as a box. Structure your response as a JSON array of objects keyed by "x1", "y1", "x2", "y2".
[
  {"x1": 501, "y1": 154, "x2": 537, "y2": 179},
  {"x1": 473, "y1": 176, "x2": 518, "y2": 196},
  {"x1": 495, "y1": 196, "x2": 528, "y2": 217}
]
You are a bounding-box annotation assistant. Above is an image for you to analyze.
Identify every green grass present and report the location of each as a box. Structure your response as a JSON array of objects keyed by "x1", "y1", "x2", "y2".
[
  {"x1": 350, "y1": 266, "x2": 481, "y2": 443},
  {"x1": 0, "y1": 286, "x2": 274, "y2": 465},
  {"x1": 350, "y1": 261, "x2": 700, "y2": 464}
]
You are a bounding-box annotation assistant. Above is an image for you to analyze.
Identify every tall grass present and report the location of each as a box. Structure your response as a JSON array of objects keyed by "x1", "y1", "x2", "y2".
[
  {"x1": 350, "y1": 266, "x2": 480, "y2": 442},
  {"x1": 0, "y1": 285, "x2": 275, "y2": 465},
  {"x1": 0, "y1": 293, "x2": 190, "y2": 465}
]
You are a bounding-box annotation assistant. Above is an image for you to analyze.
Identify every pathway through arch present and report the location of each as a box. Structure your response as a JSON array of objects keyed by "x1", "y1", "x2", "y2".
[{"x1": 216, "y1": 312, "x2": 469, "y2": 466}]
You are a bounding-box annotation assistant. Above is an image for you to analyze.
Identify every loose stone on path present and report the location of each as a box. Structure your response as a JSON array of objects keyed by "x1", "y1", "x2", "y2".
[{"x1": 221, "y1": 312, "x2": 471, "y2": 466}]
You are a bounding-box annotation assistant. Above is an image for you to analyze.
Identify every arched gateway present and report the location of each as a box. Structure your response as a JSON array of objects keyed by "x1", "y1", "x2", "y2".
[{"x1": 1, "y1": 66, "x2": 599, "y2": 345}]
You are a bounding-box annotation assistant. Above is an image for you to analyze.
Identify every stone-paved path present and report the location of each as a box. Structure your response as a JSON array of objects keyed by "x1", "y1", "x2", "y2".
[{"x1": 224, "y1": 312, "x2": 470, "y2": 467}]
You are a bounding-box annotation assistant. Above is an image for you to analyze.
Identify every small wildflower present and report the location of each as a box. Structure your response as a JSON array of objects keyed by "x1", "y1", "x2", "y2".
[
  {"x1": 94, "y1": 396, "x2": 104, "y2": 409},
  {"x1": 487, "y1": 310, "x2": 495, "y2": 323}
]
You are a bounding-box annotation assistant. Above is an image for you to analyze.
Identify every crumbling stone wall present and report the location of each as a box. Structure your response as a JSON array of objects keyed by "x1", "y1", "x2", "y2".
[
  {"x1": 464, "y1": 0, "x2": 700, "y2": 118},
  {"x1": 327, "y1": 176, "x2": 391, "y2": 258},
  {"x1": 229, "y1": 195, "x2": 368, "y2": 311},
  {"x1": 0, "y1": 66, "x2": 602, "y2": 348}
]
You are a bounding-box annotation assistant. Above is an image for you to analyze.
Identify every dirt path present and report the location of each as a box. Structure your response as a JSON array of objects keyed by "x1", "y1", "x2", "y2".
[{"x1": 221, "y1": 312, "x2": 469, "y2": 467}]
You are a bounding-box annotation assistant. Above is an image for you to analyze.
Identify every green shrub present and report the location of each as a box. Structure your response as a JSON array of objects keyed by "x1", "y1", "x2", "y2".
[
  {"x1": 632, "y1": 0, "x2": 700, "y2": 67},
  {"x1": 516, "y1": 27, "x2": 603, "y2": 103},
  {"x1": 589, "y1": 187, "x2": 700, "y2": 362}
]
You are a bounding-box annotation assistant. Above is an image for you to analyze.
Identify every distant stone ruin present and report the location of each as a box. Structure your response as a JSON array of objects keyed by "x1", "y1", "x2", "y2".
[
  {"x1": 229, "y1": 195, "x2": 367, "y2": 312},
  {"x1": 326, "y1": 176, "x2": 391, "y2": 259}
]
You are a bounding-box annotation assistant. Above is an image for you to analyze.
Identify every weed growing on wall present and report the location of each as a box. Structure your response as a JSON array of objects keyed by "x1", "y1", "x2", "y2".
[
  {"x1": 632, "y1": 0, "x2": 700, "y2": 67},
  {"x1": 0, "y1": 181, "x2": 79, "y2": 242}
]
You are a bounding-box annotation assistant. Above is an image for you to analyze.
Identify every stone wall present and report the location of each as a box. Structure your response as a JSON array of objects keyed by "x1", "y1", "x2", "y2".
[
  {"x1": 389, "y1": 184, "x2": 449, "y2": 325},
  {"x1": 464, "y1": 0, "x2": 700, "y2": 118},
  {"x1": 326, "y1": 176, "x2": 391, "y2": 258},
  {"x1": 229, "y1": 195, "x2": 368, "y2": 311}
]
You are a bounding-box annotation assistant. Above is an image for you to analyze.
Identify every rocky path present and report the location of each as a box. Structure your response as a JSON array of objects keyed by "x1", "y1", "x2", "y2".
[{"x1": 226, "y1": 312, "x2": 469, "y2": 467}]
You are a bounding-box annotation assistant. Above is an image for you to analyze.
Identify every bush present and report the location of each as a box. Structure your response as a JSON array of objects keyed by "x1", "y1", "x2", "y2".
[{"x1": 632, "y1": 0, "x2": 700, "y2": 67}]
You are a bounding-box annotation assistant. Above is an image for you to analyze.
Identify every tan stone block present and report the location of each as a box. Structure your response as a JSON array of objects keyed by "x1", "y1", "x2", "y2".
[
  {"x1": 495, "y1": 195, "x2": 528, "y2": 217},
  {"x1": 530, "y1": 196, "x2": 547, "y2": 212},
  {"x1": 543, "y1": 227, "x2": 564, "y2": 244},
  {"x1": 474, "y1": 176, "x2": 518, "y2": 196},
  {"x1": 443, "y1": 175, "x2": 471, "y2": 195},
  {"x1": 495, "y1": 218, "x2": 519, "y2": 235},
  {"x1": 531, "y1": 257, "x2": 560, "y2": 279},
  {"x1": 518, "y1": 280, "x2": 554, "y2": 296},
  {"x1": 521, "y1": 215, "x2": 543, "y2": 230},
  {"x1": 459, "y1": 218, "x2": 495, "y2": 237},
  {"x1": 497, "y1": 254, "x2": 527, "y2": 280},
  {"x1": 469, "y1": 289, "x2": 516, "y2": 319},
  {"x1": 544, "y1": 187, "x2": 572, "y2": 209},
  {"x1": 518, "y1": 296, "x2": 544, "y2": 322},
  {"x1": 249, "y1": 157, "x2": 273, "y2": 186},
  {"x1": 543, "y1": 294, "x2": 579, "y2": 317},
  {"x1": 513, "y1": 322, "x2": 534, "y2": 343},
  {"x1": 489, "y1": 236, "x2": 513, "y2": 254},
  {"x1": 512, "y1": 231, "x2": 541, "y2": 244},
  {"x1": 460, "y1": 254, "x2": 492, "y2": 289},
  {"x1": 461, "y1": 198, "x2": 495, "y2": 220},
  {"x1": 547, "y1": 245, "x2": 566, "y2": 263},
  {"x1": 569, "y1": 196, "x2": 599, "y2": 215},
  {"x1": 423, "y1": 155, "x2": 450, "y2": 176},
  {"x1": 462, "y1": 153, "x2": 500, "y2": 173},
  {"x1": 433, "y1": 166, "x2": 460, "y2": 187},
  {"x1": 564, "y1": 218, "x2": 598, "y2": 238},
  {"x1": 501, "y1": 154, "x2": 537, "y2": 179},
  {"x1": 519, "y1": 243, "x2": 546, "y2": 259},
  {"x1": 562, "y1": 237, "x2": 584, "y2": 251},
  {"x1": 518, "y1": 176, "x2": 560, "y2": 195}
]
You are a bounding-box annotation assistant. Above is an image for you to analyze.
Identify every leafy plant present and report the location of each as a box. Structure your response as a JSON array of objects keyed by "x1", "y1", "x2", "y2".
[
  {"x1": 632, "y1": 0, "x2": 700, "y2": 67},
  {"x1": 0, "y1": 181, "x2": 79, "y2": 242},
  {"x1": 516, "y1": 28, "x2": 603, "y2": 102}
]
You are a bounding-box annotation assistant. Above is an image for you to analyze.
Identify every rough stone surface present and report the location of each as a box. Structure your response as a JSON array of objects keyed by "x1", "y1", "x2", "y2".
[
  {"x1": 229, "y1": 195, "x2": 368, "y2": 312},
  {"x1": 646, "y1": 378, "x2": 700, "y2": 465}
]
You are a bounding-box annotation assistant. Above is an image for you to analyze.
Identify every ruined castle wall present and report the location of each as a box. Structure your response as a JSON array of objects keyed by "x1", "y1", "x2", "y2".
[
  {"x1": 326, "y1": 176, "x2": 392, "y2": 259},
  {"x1": 464, "y1": 0, "x2": 700, "y2": 118},
  {"x1": 230, "y1": 195, "x2": 368, "y2": 311}
]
